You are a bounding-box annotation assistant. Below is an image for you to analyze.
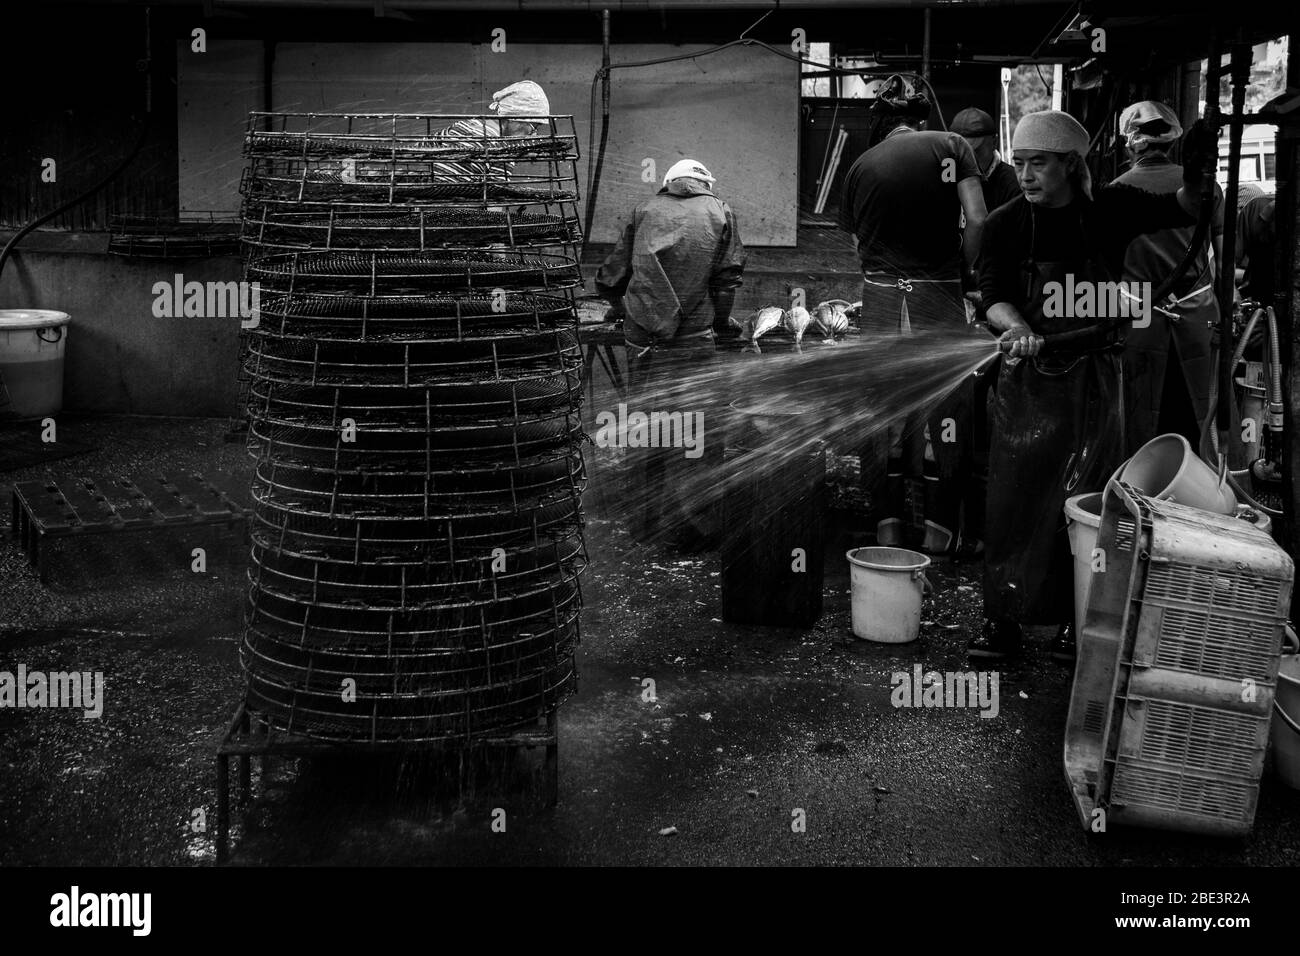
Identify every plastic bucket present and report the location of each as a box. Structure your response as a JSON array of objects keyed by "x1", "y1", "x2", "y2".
[
  {"x1": 1066, "y1": 492, "x2": 1273, "y2": 639},
  {"x1": 846, "y1": 546, "x2": 929, "y2": 643},
  {"x1": 1064, "y1": 492, "x2": 1104, "y2": 640},
  {"x1": 0, "y1": 310, "x2": 70, "y2": 418},
  {"x1": 1274, "y1": 639, "x2": 1300, "y2": 789},
  {"x1": 1116, "y1": 433, "x2": 1236, "y2": 514}
]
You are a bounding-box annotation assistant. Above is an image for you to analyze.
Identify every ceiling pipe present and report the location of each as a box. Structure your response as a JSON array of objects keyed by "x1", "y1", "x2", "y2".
[{"x1": 59, "y1": 0, "x2": 1066, "y2": 9}]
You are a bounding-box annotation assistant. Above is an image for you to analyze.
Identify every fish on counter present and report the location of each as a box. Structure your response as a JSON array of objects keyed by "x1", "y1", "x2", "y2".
[
  {"x1": 784, "y1": 305, "x2": 814, "y2": 353},
  {"x1": 813, "y1": 299, "x2": 853, "y2": 341},
  {"x1": 741, "y1": 306, "x2": 786, "y2": 354}
]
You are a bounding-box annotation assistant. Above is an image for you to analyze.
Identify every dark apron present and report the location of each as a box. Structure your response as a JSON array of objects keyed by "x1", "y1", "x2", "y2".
[
  {"x1": 1121, "y1": 254, "x2": 1216, "y2": 455},
  {"x1": 982, "y1": 255, "x2": 1126, "y2": 624}
]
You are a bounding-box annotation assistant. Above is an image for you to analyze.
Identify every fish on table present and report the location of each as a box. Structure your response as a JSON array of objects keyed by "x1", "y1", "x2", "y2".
[
  {"x1": 784, "y1": 305, "x2": 814, "y2": 353},
  {"x1": 813, "y1": 299, "x2": 853, "y2": 342},
  {"x1": 741, "y1": 306, "x2": 786, "y2": 354}
]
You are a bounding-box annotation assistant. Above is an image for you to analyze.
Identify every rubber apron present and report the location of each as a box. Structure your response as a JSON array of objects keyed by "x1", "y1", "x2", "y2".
[{"x1": 982, "y1": 235, "x2": 1126, "y2": 624}]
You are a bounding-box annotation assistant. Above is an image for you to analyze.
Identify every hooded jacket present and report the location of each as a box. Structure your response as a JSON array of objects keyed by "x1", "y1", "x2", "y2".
[{"x1": 596, "y1": 179, "x2": 746, "y2": 345}]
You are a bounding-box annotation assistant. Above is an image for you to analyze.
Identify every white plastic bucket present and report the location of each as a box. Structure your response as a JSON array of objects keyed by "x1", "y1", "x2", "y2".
[
  {"x1": 1066, "y1": 491, "x2": 1273, "y2": 639},
  {"x1": 1273, "y1": 629, "x2": 1300, "y2": 789},
  {"x1": 1064, "y1": 492, "x2": 1104, "y2": 640},
  {"x1": 1116, "y1": 433, "x2": 1236, "y2": 514},
  {"x1": 0, "y1": 310, "x2": 70, "y2": 418},
  {"x1": 846, "y1": 546, "x2": 929, "y2": 644}
]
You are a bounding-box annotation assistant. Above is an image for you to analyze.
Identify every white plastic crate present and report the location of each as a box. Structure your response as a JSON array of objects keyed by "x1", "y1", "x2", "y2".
[{"x1": 1064, "y1": 480, "x2": 1294, "y2": 835}]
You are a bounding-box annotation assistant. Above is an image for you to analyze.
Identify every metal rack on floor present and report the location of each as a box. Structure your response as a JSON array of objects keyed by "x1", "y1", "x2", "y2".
[{"x1": 214, "y1": 702, "x2": 558, "y2": 864}]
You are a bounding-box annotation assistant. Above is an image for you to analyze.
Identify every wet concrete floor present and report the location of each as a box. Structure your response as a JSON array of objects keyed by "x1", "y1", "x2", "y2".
[{"x1": 2, "y1": 415, "x2": 1299, "y2": 866}]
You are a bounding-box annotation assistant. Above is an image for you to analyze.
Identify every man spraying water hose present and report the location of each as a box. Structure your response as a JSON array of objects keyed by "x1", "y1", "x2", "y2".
[
  {"x1": 838, "y1": 75, "x2": 989, "y2": 557},
  {"x1": 970, "y1": 109, "x2": 1220, "y2": 663}
]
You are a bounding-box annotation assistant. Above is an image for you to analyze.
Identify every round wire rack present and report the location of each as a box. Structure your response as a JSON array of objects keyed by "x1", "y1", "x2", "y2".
[{"x1": 237, "y1": 112, "x2": 588, "y2": 743}]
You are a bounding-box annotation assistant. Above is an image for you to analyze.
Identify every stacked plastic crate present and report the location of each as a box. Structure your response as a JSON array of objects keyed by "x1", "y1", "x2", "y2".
[
  {"x1": 235, "y1": 112, "x2": 586, "y2": 743},
  {"x1": 1065, "y1": 480, "x2": 1294, "y2": 835}
]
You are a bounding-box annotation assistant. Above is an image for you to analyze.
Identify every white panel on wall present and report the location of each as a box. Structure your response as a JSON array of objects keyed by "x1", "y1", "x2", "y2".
[
  {"x1": 272, "y1": 42, "x2": 483, "y2": 115},
  {"x1": 176, "y1": 39, "x2": 263, "y2": 216},
  {"x1": 175, "y1": 41, "x2": 797, "y2": 244},
  {"x1": 484, "y1": 43, "x2": 798, "y2": 246}
]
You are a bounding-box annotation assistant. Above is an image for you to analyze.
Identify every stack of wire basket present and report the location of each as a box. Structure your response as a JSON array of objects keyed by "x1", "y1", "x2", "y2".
[
  {"x1": 235, "y1": 111, "x2": 587, "y2": 743},
  {"x1": 1065, "y1": 479, "x2": 1294, "y2": 835}
]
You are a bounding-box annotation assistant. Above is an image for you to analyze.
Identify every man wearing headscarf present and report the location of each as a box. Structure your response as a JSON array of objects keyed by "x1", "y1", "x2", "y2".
[
  {"x1": 838, "y1": 76, "x2": 989, "y2": 556},
  {"x1": 970, "y1": 109, "x2": 1219, "y2": 662},
  {"x1": 1112, "y1": 100, "x2": 1223, "y2": 457},
  {"x1": 595, "y1": 158, "x2": 747, "y2": 549}
]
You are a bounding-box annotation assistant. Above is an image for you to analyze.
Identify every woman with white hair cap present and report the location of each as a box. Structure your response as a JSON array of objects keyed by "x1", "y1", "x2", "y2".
[
  {"x1": 341, "y1": 79, "x2": 551, "y2": 185},
  {"x1": 1112, "y1": 100, "x2": 1223, "y2": 460},
  {"x1": 969, "y1": 108, "x2": 1220, "y2": 662}
]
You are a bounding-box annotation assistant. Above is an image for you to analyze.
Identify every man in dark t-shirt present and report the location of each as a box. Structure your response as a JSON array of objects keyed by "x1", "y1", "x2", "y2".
[
  {"x1": 838, "y1": 128, "x2": 984, "y2": 294},
  {"x1": 837, "y1": 81, "x2": 988, "y2": 555},
  {"x1": 951, "y1": 107, "x2": 1021, "y2": 215}
]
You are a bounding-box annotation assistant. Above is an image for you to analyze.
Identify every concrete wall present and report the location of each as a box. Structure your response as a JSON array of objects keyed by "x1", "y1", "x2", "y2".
[
  {"x1": 177, "y1": 40, "x2": 798, "y2": 244},
  {"x1": 0, "y1": 240, "x2": 241, "y2": 417}
]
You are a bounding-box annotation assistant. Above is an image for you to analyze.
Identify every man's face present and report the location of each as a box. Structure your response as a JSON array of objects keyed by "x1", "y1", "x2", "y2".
[
  {"x1": 963, "y1": 133, "x2": 996, "y2": 170},
  {"x1": 1012, "y1": 149, "x2": 1072, "y2": 206}
]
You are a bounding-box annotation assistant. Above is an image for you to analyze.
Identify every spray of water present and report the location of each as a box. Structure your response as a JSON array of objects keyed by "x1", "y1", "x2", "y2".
[{"x1": 591, "y1": 327, "x2": 1001, "y2": 551}]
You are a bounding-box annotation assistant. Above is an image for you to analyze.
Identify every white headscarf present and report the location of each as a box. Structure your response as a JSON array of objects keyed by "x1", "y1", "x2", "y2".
[
  {"x1": 1012, "y1": 109, "x2": 1093, "y2": 199},
  {"x1": 1119, "y1": 100, "x2": 1182, "y2": 152},
  {"x1": 489, "y1": 80, "x2": 550, "y2": 120}
]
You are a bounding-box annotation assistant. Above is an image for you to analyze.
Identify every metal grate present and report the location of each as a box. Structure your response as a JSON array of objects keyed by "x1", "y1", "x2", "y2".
[{"x1": 235, "y1": 112, "x2": 587, "y2": 744}]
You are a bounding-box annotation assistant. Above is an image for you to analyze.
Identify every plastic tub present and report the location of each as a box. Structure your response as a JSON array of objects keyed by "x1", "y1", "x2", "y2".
[
  {"x1": 1116, "y1": 433, "x2": 1236, "y2": 514},
  {"x1": 1066, "y1": 491, "x2": 1272, "y2": 640},
  {"x1": 1273, "y1": 627, "x2": 1300, "y2": 790},
  {"x1": 846, "y1": 546, "x2": 929, "y2": 643},
  {"x1": 0, "y1": 310, "x2": 70, "y2": 418},
  {"x1": 1064, "y1": 492, "x2": 1104, "y2": 640}
]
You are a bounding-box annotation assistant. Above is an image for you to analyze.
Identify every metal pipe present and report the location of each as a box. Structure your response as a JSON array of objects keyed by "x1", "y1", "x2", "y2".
[
  {"x1": 601, "y1": 8, "x2": 610, "y2": 115},
  {"x1": 1217, "y1": 41, "x2": 1250, "y2": 456},
  {"x1": 581, "y1": 9, "x2": 611, "y2": 252},
  {"x1": 65, "y1": 0, "x2": 1050, "y2": 7},
  {"x1": 921, "y1": 8, "x2": 931, "y2": 82}
]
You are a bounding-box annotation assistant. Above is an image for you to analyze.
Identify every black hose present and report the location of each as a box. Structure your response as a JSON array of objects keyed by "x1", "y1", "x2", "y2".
[
  {"x1": 1, "y1": 6, "x2": 153, "y2": 284},
  {"x1": 0, "y1": 116, "x2": 152, "y2": 283},
  {"x1": 582, "y1": 34, "x2": 951, "y2": 239}
]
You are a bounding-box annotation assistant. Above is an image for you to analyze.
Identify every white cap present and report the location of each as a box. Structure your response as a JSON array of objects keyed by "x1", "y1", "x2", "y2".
[{"x1": 662, "y1": 158, "x2": 716, "y2": 187}]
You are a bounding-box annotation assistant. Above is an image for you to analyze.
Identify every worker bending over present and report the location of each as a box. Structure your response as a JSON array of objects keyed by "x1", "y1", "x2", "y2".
[{"x1": 595, "y1": 158, "x2": 747, "y2": 549}]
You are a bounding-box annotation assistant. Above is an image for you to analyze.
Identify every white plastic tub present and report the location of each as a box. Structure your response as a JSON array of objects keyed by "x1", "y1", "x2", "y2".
[
  {"x1": 0, "y1": 309, "x2": 70, "y2": 418},
  {"x1": 1065, "y1": 491, "x2": 1272, "y2": 641}
]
